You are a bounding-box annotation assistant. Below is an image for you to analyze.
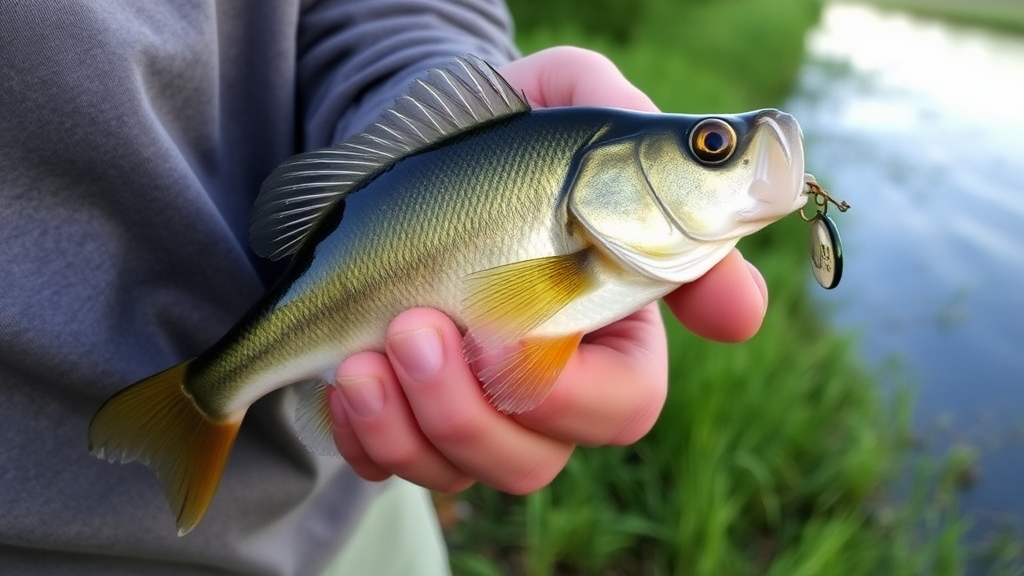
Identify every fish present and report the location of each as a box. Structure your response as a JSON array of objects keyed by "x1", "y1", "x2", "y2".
[{"x1": 88, "y1": 55, "x2": 808, "y2": 535}]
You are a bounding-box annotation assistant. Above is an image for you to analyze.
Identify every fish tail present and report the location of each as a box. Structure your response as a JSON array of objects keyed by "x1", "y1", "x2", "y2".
[{"x1": 88, "y1": 361, "x2": 243, "y2": 536}]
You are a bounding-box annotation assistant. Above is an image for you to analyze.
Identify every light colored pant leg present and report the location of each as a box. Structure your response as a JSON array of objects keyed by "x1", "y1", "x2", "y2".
[{"x1": 321, "y1": 480, "x2": 450, "y2": 576}]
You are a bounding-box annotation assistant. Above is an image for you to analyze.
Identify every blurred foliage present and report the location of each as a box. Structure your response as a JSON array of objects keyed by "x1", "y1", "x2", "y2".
[
  {"x1": 443, "y1": 0, "x2": 1022, "y2": 574},
  {"x1": 509, "y1": 0, "x2": 821, "y2": 111}
]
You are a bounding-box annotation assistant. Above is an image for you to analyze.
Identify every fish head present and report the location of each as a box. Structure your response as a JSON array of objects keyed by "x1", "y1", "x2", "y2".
[
  {"x1": 568, "y1": 108, "x2": 807, "y2": 283},
  {"x1": 649, "y1": 108, "x2": 807, "y2": 240}
]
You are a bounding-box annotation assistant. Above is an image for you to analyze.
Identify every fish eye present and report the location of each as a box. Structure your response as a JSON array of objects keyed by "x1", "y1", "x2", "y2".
[{"x1": 689, "y1": 119, "x2": 737, "y2": 165}]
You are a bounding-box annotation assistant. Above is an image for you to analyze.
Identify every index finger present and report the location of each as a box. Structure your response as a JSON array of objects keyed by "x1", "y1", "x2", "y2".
[{"x1": 664, "y1": 249, "x2": 769, "y2": 343}]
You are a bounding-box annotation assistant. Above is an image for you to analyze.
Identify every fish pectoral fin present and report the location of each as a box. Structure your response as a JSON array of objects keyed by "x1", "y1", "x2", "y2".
[
  {"x1": 88, "y1": 362, "x2": 243, "y2": 536},
  {"x1": 294, "y1": 380, "x2": 340, "y2": 457},
  {"x1": 462, "y1": 249, "x2": 594, "y2": 350},
  {"x1": 467, "y1": 332, "x2": 584, "y2": 414}
]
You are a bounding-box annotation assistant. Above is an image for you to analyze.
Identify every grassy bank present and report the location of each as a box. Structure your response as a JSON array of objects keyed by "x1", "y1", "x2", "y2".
[
  {"x1": 855, "y1": 0, "x2": 1024, "y2": 34},
  {"x1": 444, "y1": 0, "x2": 991, "y2": 574}
]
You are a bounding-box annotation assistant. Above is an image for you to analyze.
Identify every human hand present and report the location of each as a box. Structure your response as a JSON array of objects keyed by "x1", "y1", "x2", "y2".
[{"x1": 327, "y1": 47, "x2": 769, "y2": 494}]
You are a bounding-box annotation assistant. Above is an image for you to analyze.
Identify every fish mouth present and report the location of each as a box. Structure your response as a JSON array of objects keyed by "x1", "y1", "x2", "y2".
[{"x1": 739, "y1": 110, "x2": 807, "y2": 223}]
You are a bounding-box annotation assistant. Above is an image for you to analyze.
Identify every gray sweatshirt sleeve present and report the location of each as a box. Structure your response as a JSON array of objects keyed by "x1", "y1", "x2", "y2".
[
  {"x1": 298, "y1": 0, "x2": 519, "y2": 147},
  {"x1": 0, "y1": 1, "x2": 517, "y2": 575}
]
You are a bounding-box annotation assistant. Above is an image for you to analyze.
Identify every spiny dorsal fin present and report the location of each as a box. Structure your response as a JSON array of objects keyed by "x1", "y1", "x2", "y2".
[{"x1": 249, "y1": 55, "x2": 531, "y2": 261}]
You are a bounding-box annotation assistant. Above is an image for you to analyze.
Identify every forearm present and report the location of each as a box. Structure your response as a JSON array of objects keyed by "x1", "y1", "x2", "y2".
[{"x1": 298, "y1": 0, "x2": 519, "y2": 148}]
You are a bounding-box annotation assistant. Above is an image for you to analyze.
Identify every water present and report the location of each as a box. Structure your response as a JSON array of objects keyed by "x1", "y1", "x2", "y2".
[{"x1": 788, "y1": 2, "x2": 1024, "y2": 537}]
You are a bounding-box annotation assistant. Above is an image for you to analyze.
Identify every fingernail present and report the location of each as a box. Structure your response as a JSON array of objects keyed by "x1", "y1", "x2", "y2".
[
  {"x1": 745, "y1": 260, "x2": 769, "y2": 313},
  {"x1": 387, "y1": 327, "x2": 444, "y2": 383},
  {"x1": 338, "y1": 376, "x2": 384, "y2": 419}
]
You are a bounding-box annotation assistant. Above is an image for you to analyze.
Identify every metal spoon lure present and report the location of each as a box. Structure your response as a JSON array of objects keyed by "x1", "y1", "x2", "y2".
[{"x1": 800, "y1": 174, "x2": 849, "y2": 290}]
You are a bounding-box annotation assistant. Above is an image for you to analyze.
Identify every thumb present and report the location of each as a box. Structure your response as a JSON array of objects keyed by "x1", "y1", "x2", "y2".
[{"x1": 498, "y1": 46, "x2": 659, "y2": 111}]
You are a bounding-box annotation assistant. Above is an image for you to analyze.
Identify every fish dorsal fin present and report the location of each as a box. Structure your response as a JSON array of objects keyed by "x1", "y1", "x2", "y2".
[{"x1": 249, "y1": 55, "x2": 531, "y2": 260}]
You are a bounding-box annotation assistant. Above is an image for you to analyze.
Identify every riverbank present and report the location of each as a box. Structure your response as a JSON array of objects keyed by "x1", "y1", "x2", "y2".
[
  {"x1": 856, "y1": 0, "x2": 1024, "y2": 33},
  {"x1": 443, "y1": 1, "x2": 993, "y2": 574}
]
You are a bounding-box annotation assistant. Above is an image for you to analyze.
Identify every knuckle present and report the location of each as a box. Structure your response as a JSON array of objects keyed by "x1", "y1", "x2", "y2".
[
  {"x1": 608, "y1": 371, "x2": 666, "y2": 446},
  {"x1": 546, "y1": 45, "x2": 614, "y2": 69},
  {"x1": 422, "y1": 408, "x2": 485, "y2": 447},
  {"x1": 434, "y1": 476, "x2": 475, "y2": 494},
  {"x1": 342, "y1": 450, "x2": 391, "y2": 481},
  {"x1": 353, "y1": 465, "x2": 392, "y2": 483},
  {"x1": 608, "y1": 398, "x2": 661, "y2": 446},
  {"x1": 371, "y1": 441, "x2": 421, "y2": 471},
  {"x1": 495, "y1": 449, "x2": 571, "y2": 495}
]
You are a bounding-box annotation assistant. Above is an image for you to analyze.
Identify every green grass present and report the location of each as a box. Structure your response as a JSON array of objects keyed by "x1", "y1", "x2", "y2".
[
  {"x1": 854, "y1": 0, "x2": 1024, "y2": 34},
  {"x1": 444, "y1": 0, "x2": 1023, "y2": 574}
]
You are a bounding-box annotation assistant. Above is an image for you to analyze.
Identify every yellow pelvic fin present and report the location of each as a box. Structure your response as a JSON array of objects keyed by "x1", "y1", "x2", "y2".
[
  {"x1": 462, "y1": 249, "x2": 593, "y2": 350},
  {"x1": 88, "y1": 362, "x2": 243, "y2": 536},
  {"x1": 469, "y1": 332, "x2": 584, "y2": 414}
]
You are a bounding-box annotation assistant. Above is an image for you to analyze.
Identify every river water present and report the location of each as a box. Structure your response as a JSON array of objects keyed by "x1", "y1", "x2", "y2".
[{"x1": 787, "y1": 2, "x2": 1024, "y2": 538}]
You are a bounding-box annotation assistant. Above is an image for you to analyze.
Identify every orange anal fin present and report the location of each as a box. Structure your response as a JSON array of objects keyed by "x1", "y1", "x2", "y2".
[
  {"x1": 88, "y1": 362, "x2": 243, "y2": 536},
  {"x1": 467, "y1": 332, "x2": 583, "y2": 414}
]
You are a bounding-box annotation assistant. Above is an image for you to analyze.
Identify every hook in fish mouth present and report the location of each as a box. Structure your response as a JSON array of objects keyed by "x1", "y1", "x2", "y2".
[{"x1": 800, "y1": 175, "x2": 851, "y2": 222}]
